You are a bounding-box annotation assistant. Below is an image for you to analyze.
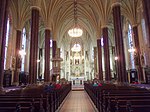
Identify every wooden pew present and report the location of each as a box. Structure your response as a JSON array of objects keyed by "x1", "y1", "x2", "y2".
[
  {"x1": 107, "y1": 99, "x2": 150, "y2": 112},
  {"x1": 84, "y1": 83, "x2": 150, "y2": 112},
  {"x1": 0, "y1": 83, "x2": 71, "y2": 112}
]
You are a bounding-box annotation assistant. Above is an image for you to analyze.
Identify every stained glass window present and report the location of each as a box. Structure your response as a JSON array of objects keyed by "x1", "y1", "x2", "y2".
[
  {"x1": 128, "y1": 24, "x2": 135, "y2": 69},
  {"x1": 4, "y1": 18, "x2": 10, "y2": 70},
  {"x1": 21, "y1": 28, "x2": 26, "y2": 71}
]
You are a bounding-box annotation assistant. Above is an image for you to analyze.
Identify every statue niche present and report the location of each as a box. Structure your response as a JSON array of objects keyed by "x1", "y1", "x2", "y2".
[{"x1": 74, "y1": 67, "x2": 81, "y2": 77}]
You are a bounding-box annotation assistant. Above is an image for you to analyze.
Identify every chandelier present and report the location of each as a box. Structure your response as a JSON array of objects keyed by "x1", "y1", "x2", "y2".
[
  {"x1": 71, "y1": 43, "x2": 81, "y2": 52},
  {"x1": 68, "y1": 0, "x2": 83, "y2": 37}
]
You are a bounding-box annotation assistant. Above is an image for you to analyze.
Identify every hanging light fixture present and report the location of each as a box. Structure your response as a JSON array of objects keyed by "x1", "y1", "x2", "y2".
[{"x1": 68, "y1": 0, "x2": 83, "y2": 37}]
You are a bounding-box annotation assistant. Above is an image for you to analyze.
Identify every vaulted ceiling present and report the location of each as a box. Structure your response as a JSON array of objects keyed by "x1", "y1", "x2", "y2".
[{"x1": 8, "y1": 0, "x2": 142, "y2": 49}]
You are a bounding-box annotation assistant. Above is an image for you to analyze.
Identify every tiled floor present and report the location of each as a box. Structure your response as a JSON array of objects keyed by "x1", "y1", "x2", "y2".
[
  {"x1": 72, "y1": 85, "x2": 84, "y2": 91},
  {"x1": 59, "y1": 91, "x2": 97, "y2": 112}
]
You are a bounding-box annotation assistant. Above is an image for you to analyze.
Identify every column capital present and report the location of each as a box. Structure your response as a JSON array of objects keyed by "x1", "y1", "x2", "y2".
[
  {"x1": 111, "y1": 1, "x2": 121, "y2": 8},
  {"x1": 16, "y1": 29, "x2": 22, "y2": 31},
  {"x1": 101, "y1": 25, "x2": 108, "y2": 29},
  {"x1": 30, "y1": 6, "x2": 41, "y2": 11},
  {"x1": 97, "y1": 35, "x2": 102, "y2": 39},
  {"x1": 97, "y1": 38, "x2": 101, "y2": 41},
  {"x1": 132, "y1": 24, "x2": 138, "y2": 28},
  {"x1": 52, "y1": 39, "x2": 57, "y2": 41},
  {"x1": 45, "y1": 27, "x2": 52, "y2": 31}
]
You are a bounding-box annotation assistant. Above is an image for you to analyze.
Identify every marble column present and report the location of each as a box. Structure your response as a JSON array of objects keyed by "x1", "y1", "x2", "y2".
[
  {"x1": 24, "y1": 31, "x2": 30, "y2": 73},
  {"x1": 44, "y1": 29, "x2": 50, "y2": 82},
  {"x1": 52, "y1": 40, "x2": 57, "y2": 82},
  {"x1": 112, "y1": 3, "x2": 127, "y2": 83},
  {"x1": 142, "y1": 0, "x2": 150, "y2": 46},
  {"x1": 0, "y1": 0, "x2": 8, "y2": 90},
  {"x1": 94, "y1": 47, "x2": 97, "y2": 78},
  {"x1": 52, "y1": 40, "x2": 57, "y2": 58},
  {"x1": 132, "y1": 26, "x2": 144, "y2": 82},
  {"x1": 57, "y1": 48, "x2": 61, "y2": 79},
  {"x1": 29, "y1": 8, "x2": 40, "y2": 84},
  {"x1": 102, "y1": 27, "x2": 111, "y2": 82},
  {"x1": 97, "y1": 39, "x2": 103, "y2": 80},
  {"x1": 14, "y1": 30, "x2": 22, "y2": 85}
]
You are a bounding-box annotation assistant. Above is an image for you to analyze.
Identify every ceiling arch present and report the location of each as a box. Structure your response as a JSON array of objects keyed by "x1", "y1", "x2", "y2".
[{"x1": 8, "y1": 0, "x2": 142, "y2": 50}]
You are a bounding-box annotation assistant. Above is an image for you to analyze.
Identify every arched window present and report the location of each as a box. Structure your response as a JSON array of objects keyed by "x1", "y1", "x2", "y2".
[
  {"x1": 21, "y1": 28, "x2": 26, "y2": 71},
  {"x1": 4, "y1": 18, "x2": 10, "y2": 70},
  {"x1": 128, "y1": 24, "x2": 135, "y2": 69},
  {"x1": 50, "y1": 40, "x2": 52, "y2": 47},
  {"x1": 141, "y1": 18, "x2": 148, "y2": 65},
  {"x1": 60, "y1": 48, "x2": 63, "y2": 58},
  {"x1": 101, "y1": 38, "x2": 104, "y2": 47},
  {"x1": 141, "y1": 19, "x2": 147, "y2": 44},
  {"x1": 91, "y1": 47, "x2": 94, "y2": 60}
]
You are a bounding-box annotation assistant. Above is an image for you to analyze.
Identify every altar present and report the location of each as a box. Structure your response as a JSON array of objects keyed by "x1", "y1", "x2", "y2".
[{"x1": 71, "y1": 77, "x2": 84, "y2": 85}]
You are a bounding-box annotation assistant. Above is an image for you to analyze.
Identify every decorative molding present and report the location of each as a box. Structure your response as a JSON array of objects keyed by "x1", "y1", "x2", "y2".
[
  {"x1": 30, "y1": 6, "x2": 41, "y2": 10},
  {"x1": 101, "y1": 25, "x2": 108, "y2": 29},
  {"x1": 132, "y1": 24, "x2": 138, "y2": 28},
  {"x1": 111, "y1": 2, "x2": 121, "y2": 8},
  {"x1": 45, "y1": 27, "x2": 52, "y2": 31},
  {"x1": 16, "y1": 29, "x2": 22, "y2": 31}
]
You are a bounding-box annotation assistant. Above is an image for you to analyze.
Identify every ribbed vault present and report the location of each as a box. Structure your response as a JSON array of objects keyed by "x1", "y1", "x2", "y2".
[{"x1": 8, "y1": 0, "x2": 141, "y2": 49}]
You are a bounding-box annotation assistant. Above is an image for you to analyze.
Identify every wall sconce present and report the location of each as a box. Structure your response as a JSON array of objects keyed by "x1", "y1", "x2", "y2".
[
  {"x1": 128, "y1": 47, "x2": 136, "y2": 53},
  {"x1": 19, "y1": 50, "x2": 26, "y2": 58},
  {"x1": 115, "y1": 56, "x2": 118, "y2": 60},
  {"x1": 37, "y1": 59, "x2": 40, "y2": 63},
  {"x1": 128, "y1": 42, "x2": 136, "y2": 53}
]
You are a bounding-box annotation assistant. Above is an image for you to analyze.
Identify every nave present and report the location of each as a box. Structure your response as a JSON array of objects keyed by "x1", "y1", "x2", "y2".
[
  {"x1": 1, "y1": 82, "x2": 150, "y2": 112},
  {"x1": 59, "y1": 91, "x2": 98, "y2": 112}
]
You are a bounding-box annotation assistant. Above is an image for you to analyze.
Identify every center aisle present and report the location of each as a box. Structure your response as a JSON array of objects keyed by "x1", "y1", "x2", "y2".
[{"x1": 59, "y1": 91, "x2": 98, "y2": 112}]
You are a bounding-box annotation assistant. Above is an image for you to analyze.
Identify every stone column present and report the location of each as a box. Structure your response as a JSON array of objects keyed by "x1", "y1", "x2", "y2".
[
  {"x1": 24, "y1": 31, "x2": 30, "y2": 73},
  {"x1": 102, "y1": 27, "x2": 111, "y2": 82},
  {"x1": 142, "y1": 0, "x2": 150, "y2": 46},
  {"x1": 52, "y1": 40, "x2": 57, "y2": 82},
  {"x1": 52, "y1": 40, "x2": 57, "y2": 58},
  {"x1": 44, "y1": 29, "x2": 50, "y2": 82},
  {"x1": 112, "y1": 3, "x2": 127, "y2": 83},
  {"x1": 14, "y1": 30, "x2": 22, "y2": 85},
  {"x1": 94, "y1": 47, "x2": 97, "y2": 78},
  {"x1": 132, "y1": 25, "x2": 144, "y2": 82},
  {"x1": 97, "y1": 39, "x2": 103, "y2": 81},
  {"x1": 57, "y1": 48, "x2": 61, "y2": 79},
  {"x1": 0, "y1": 0, "x2": 8, "y2": 91},
  {"x1": 29, "y1": 7, "x2": 40, "y2": 84}
]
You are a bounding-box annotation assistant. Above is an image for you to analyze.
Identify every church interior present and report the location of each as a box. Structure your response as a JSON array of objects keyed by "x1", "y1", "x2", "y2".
[{"x1": 1, "y1": 0, "x2": 150, "y2": 112}]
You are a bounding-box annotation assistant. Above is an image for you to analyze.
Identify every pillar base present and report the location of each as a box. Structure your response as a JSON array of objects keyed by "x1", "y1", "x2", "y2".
[
  {"x1": 12, "y1": 82, "x2": 19, "y2": 86},
  {"x1": 104, "y1": 80, "x2": 112, "y2": 84},
  {"x1": 115, "y1": 81, "x2": 129, "y2": 86},
  {"x1": 25, "y1": 83, "x2": 40, "y2": 89},
  {"x1": 44, "y1": 82, "x2": 50, "y2": 85},
  {"x1": 0, "y1": 87, "x2": 5, "y2": 94}
]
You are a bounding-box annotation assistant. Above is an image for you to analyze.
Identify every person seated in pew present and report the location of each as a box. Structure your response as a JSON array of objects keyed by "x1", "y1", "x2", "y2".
[
  {"x1": 132, "y1": 79, "x2": 139, "y2": 84},
  {"x1": 98, "y1": 83, "x2": 102, "y2": 86},
  {"x1": 44, "y1": 83, "x2": 54, "y2": 93},
  {"x1": 55, "y1": 82, "x2": 61, "y2": 90},
  {"x1": 93, "y1": 82, "x2": 98, "y2": 86}
]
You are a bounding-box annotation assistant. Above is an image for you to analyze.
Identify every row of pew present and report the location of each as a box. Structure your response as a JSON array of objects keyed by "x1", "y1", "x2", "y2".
[
  {"x1": 0, "y1": 83, "x2": 71, "y2": 112},
  {"x1": 84, "y1": 83, "x2": 150, "y2": 112}
]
